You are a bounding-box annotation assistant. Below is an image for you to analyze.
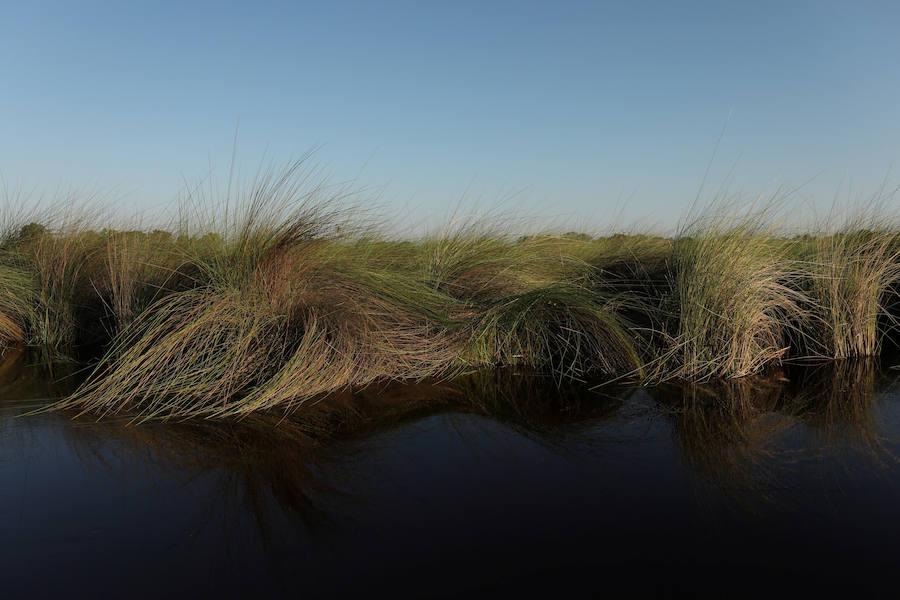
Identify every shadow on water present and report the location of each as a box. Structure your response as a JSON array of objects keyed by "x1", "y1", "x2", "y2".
[{"x1": 2, "y1": 353, "x2": 900, "y2": 597}]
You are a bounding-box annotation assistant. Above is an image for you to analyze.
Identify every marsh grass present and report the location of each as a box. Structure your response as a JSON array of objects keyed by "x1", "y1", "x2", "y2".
[
  {"x1": 466, "y1": 283, "x2": 643, "y2": 380},
  {"x1": 0, "y1": 264, "x2": 35, "y2": 347},
  {"x1": 801, "y1": 227, "x2": 900, "y2": 358},
  {"x1": 0, "y1": 164, "x2": 893, "y2": 419},
  {"x1": 658, "y1": 208, "x2": 812, "y2": 381},
  {"x1": 97, "y1": 229, "x2": 188, "y2": 335}
]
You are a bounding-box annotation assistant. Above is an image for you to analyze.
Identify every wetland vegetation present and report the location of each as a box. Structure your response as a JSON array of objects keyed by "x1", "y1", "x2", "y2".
[{"x1": 0, "y1": 161, "x2": 898, "y2": 420}]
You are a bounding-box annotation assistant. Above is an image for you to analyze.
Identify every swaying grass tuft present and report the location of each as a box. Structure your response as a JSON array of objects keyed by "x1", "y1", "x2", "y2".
[
  {"x1": 0, "y1": 264, "x2": 35, "y2": 347},
  {"x1": 660, "y1": 208, "x2": 811, "y2": 380},
  {"x1": 466, "y1": 283, "x2": 643, "y2": 380},
  {"x1": 801, "y1": 226, "x2": 900, "y2": 358}
]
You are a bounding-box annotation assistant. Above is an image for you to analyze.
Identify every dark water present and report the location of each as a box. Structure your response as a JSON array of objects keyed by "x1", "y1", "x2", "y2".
[{"x1": 1, "y1": 350, "x2": 900, "y2": 599}]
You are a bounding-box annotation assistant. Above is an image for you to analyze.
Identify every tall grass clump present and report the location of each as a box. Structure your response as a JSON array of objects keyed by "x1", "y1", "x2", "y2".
[
  {"x1": 466, "y1": 283, "x2": 643, "y2": 380},
  {"x1": 414, "y1": 217, "x2": 644, "y2": 379},
  {"x1": 0, "y1": 263, "x2": 35, "y2": 347},
  {"x1": 2, "y1": 211, "x2": 103, "y2": 355},
  {"x1": 96, "y1": 228, "x2": 187, "y2": 336},
  {"x1": 55, "y1": 161, "x2": 459, "y2": 419},
  {"x1": 799, "y1": 215, "x2": 900, "y2": 358},
  {"x1": 660, "y1": 206, "x2": 811, "y2": 380},
  {"x1": 0, "y1": 189, "x2": 38, "y2": 348}
]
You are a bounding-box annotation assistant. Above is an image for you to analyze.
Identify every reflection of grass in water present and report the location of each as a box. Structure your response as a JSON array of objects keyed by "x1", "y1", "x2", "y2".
[
  {"x1": 654, "y1": 372, "x2": 795, "y2": 505},
  {"x1": 0, "y1": 346, "x2": 82, "y2": 410},
  {"x1": 437, "y1": 369, "x2": 638, "y2": 459},
  {"x1": 657, "y1": 359, "x2": 900, "y2": 508},
  {"x1": 53, "y1": 370, "x2": 634, "y2": 546},
  {"x1": 452, "y1": 369, "x2": 627, "y2": 427},
  {"x1": 0, "y1": 348, "x2": 84, "y2": 476},
  {"x1": 5, "y1": 350, "x2": 900, "y2": 534},
  {"x1": 786, "y1": 359, "x2": 893, "y2": 460},
  {"x1": 63, "y1": 415, "x2": 343, "y2": 547},
  {"x1": 58, "y1": 380, "x2": 463, "y2": 544}
]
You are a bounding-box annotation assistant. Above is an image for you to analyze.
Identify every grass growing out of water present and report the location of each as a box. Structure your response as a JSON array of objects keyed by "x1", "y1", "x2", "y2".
[
  {"x1": 663, "y1": 211, "x2": 811, "y2": 381},
  {"x1": 802, "y1": 228, "x2": 900, "y2": 358},
  {"x1": 1, "y1": 163, "x2": 898, "y2": 419}
]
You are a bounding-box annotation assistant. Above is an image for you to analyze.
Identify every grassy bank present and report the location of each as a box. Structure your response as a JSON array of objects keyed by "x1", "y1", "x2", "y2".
[{"x1": 2, "y1": 168, "x2": 899, "y2": 419}]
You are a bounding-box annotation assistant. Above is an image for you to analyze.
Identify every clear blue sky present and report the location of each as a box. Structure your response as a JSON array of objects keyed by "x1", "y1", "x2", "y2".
[{"x1": 2, "y1": 0, "x2": 898, "y2": 229}]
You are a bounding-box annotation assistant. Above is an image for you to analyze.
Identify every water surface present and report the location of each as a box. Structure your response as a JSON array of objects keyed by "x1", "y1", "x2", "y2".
[{"x1": 1, "y1": 351, "x2": 899, "y2": 598}]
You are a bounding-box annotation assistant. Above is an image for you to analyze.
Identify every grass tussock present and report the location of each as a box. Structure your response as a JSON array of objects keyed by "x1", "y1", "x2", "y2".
[
  {"x1": 466, "y1": 283, "x2": 642, "y2": 380},
  {"x1": 802, "y1": 227, "x2": 900, "y2": 358},
  {"x1": 661, "y1": 210, "x2": 811, "y2": 381},
  {"x1": 0, "y1": 264, "x2": 34, "y2": 347},
  {"x1": 0, "y1": 162, "x2": 895, "y2": 419}
]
